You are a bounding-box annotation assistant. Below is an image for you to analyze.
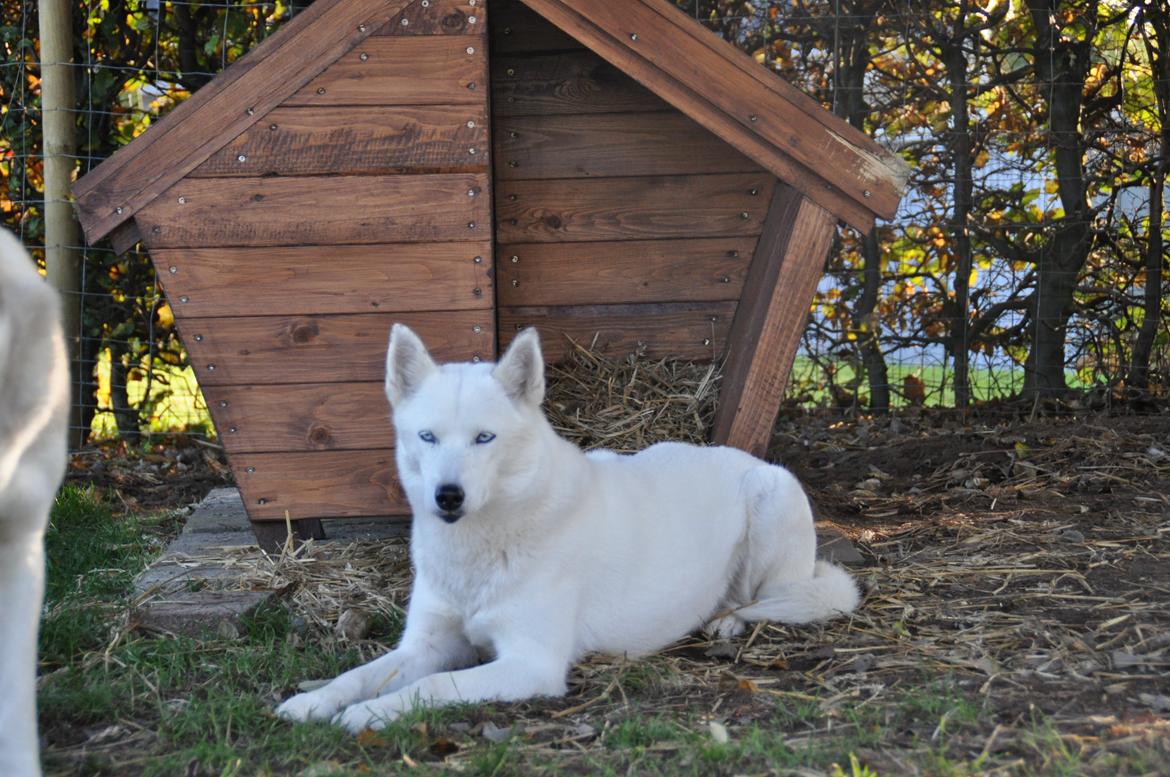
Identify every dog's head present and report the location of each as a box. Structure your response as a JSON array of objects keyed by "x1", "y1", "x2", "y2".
[{"x1": 385, "y1": 324, "x2": 546, "y2": 523}]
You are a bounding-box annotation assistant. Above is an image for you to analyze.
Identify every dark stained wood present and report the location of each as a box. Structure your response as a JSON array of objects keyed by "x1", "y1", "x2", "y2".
[
  {"x1": 179, "y1": 310, "x2": 494, "y2": 387},
  {"x1": 492, "y1": 50, "x2": 672, "y2": 117},
  {"x1": 72, "y1": 0, "x2": 414, "y2": 243},
  {"x1": 382, "y1": 0, "x2": 484, "y2": 35},
  {"x1": 191, "y1": 106, "x2": 488, "y2": 177},
  {"x1": 234, "y1": 450, "x2": 409, "y2": 520},
  {"x1": 494, "y1": 112, "x2": 763, "y2": 180},
  {"x1": 491, "y1": 0, "x2": 582, "y2": 53},
  {"x1": 251, "y1": 519, "x2": 326, "y2": 553},
  {"x1": 154, "y1": 243, "x2": 492, "y2": 317},
  {"x1": 496, "y1": 238, "x2": 753, "y2": 307},
  {"x1": 285, "y1": 36, "x2": 485, "y2": 107},
  {"x1": 499, "y1": 301, "x2": 736, "y2": 362},
  {"x1": 139, "y1": 174, "x2": 491, "y2": 248},
  {"x1": 204, "y1": 383, "x2": 393, "y2": 454},
  {"x1": 711, "y1": 182, "x2": 838, "y2": 457},
  {"x1": 495, "y1": 173, "x2": 774, "y2": 244},
  {"x1": 108, "y1": 219, "x2": 142, "y2": 255},
  {"x1": 516, "y1": 0, "x2": 903, "y2": 228}
]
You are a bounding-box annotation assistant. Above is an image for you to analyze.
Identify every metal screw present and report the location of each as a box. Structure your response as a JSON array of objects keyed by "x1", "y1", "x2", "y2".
[
  {"x1": 468, "y1": 15, "x2": 477, "y2": 23},
  {"x1": 317, "y1": 87, "x2": 326, "y2": 95},
  {"x1": 194, "y1": 334, "x2": 203, "y2": 342},
  {"x1": 228, "y1": 426, "x2": 238, "y2": 433},
  {"x1": 237, "y1": 154, "x2": 247, "y2": 163},
  {"x1": 467, "y1": 119, "x2": 476, "y2": 128},
  {"x1": 503, "y1": 26, "x2": 512, "y2": 35},
  {"x1": 511, "y1": 279, "x2": 519, "y2": 288},
  {"x1": 740, "y1": 211, "x2": 750, "y2": 220},
  {"x1": 506, "y1": 67, "x2": 516, "y2": 76},
  {"x1": 749, "y1": 187, "x2": 759, "y2": 195},
  {"x1": 151, "y1": 226, "x2": 161, "y2": 234},
  {"x1": 863, "y1": 190, "x2": 872, "y2": 198},
  {"x1": 630, "y1": 32, "x2": 638, "y2": 41},
  {"x1": 115, "y1": 206, "x2": 123, "y2": 214},
  {"x1": 729, "y1": 250, "x2": 739, "y2": 258},
  {"x1": 471, "y1": 355, "x2": 482, "y2": 363},
  {"x1": 207, "y1": 363, "x2": 216, "y2": 371},
  {"x1": 508, "y1": 160, "x2": 518, "y2": 167},
  {"x1": 720, "y1": 275, "x2": 730, "y2": 283},
  {"x1": 358, "y1": 22, "x2": 367, "y2": 31},
  {"x1": 703, "y1": 338, "x2": 712, "y2": 346},
  {"x1": 468, "y1": 221, "x2": 476, "y2": 229},
  {"x1": 246, "y1": 106, "x2": 255, "y2": 116},
  {"x1": 269, "y1": 123, "x2": 278, "y2": 131},
  {"x1": 467, "y1": 188, "x2": 477, "y2": 196},
  {"x1": 469, "y1": 0, "x2": 476, "y2": 5},
  {"x1": 167, "y1": 265, "x2": 177, "y2": 274},
  {"x1": 359, "y1": 52, "x2": 369, "y2": 61},
  {"x1": 468, "y1": 147, "x2": 478, "y2": 155},
  {"x1": 467, "y1": 82, "x2": 477, "y2": 90},
  {"x1": 473, "y1": 324, "x2": 482, "y2": 333},
  {"x1": 509, "y1": 131, "x2": 518, "y2": 139},
  {"x1": 218, "y1": 400, "x2": 229, "y2": 408},
  {"x1": 509, "y1": 194, "x2": 518, "y2": 201},
  {"x1": 749, "y1": 114, "x2": 759, "y2": 122},
  {"x1": 421, "y1": 0, "x2": 429, "y2": 6},
  {"x1": 258, "y1": 498, "x2": 268, "y2": 505},
  {"x1": 179, "y1": 295, "x2": 189, "y2": 303},
  {"x1": 466, "y1": 46, "x2": 475, "y2": 55},
  {"x1": 178, "y1": 196, "x2": 187, "y2": 204},
  {"x1": 400, "y1": 17, "x2": 409, "y2": 25},
  {"x1": 473, "y1": 287, "x2": 482, "y2": 296},
  {"x1": 473, "y1": 255, "x2": 483, "y2": 263},
  {"x1": 511, "y1": 255, "x2": 519, "y2": 263},
  {"x1": 245, "y1": 466, "x2": 255, "y2": 474}
]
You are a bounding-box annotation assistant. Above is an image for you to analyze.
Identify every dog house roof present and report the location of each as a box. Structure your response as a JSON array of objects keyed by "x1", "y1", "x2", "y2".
[{"x1": 73, "y1": 0, "x2": 908, "y2": 244}]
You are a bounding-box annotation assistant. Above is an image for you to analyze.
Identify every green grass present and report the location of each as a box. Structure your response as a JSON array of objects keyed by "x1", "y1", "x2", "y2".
[{"x1": 37, "y1": 490, "x2": 1167, "y2": 776}]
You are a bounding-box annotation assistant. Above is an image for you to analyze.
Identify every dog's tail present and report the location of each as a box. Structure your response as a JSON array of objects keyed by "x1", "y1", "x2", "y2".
[{"x1": 733, "y1": 561, "x2": 860, "y2": 624}]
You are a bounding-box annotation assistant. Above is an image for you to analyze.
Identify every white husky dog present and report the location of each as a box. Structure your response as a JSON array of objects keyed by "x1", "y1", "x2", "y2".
[
  {"x1": 0, "y1": 230, "x2": 70, "y2": 777},
  {"x1": 278, "y1": 325, "x2": 858, "y2": 732}
]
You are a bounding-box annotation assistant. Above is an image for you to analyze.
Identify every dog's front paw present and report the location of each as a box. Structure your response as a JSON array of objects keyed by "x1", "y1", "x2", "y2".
[
  {"x1": 276, "y1": 690, "x2": 344, "y2": 723},
  {"x1": 703, "y1": 614, "x2": 747, "y2": 640},
  {"x1": 334, "y1": 698, "x2": 405, "y2": 734}
]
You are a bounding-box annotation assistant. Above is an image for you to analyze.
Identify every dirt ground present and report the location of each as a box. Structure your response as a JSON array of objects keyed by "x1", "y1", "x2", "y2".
[{"x1": 63, "y1": 409, "x2": 1170, "y2": 773}]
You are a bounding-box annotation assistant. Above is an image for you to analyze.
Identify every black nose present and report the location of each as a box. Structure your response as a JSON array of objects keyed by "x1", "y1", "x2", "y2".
[{"x1": 435, "y1": 484, "x2": 465, "y2": 513}]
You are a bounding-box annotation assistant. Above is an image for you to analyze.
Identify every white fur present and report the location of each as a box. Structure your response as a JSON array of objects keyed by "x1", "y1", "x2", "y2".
[
  {"x1": 278, "y1": 325, "x2": 859, "y2": 732},
  {"x1": 0, "y1": 230, "x2": 70, "y2": 777}
]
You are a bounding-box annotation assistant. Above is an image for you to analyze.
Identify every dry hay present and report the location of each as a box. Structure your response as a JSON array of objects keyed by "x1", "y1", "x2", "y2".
[{"x1": 147, "y1": 353, "x2": 1170, "y2": 771}]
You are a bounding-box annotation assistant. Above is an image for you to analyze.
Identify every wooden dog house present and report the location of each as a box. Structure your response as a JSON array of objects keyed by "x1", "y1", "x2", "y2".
[{"x1": 73, "y1": 0, "x2": 907, "y2": 546}]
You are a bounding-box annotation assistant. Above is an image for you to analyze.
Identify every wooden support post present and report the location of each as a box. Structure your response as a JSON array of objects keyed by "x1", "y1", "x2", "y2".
[
  {"x1": 39, "y1": 0, "x2": 84, "y2": 447},
  {"x1": 711, "y1": 182, "x2": 837, "y2": 458}
]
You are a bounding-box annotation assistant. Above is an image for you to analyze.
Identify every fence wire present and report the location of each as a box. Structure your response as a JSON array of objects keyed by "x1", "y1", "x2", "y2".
[{"x1": 2, "y1": 0, "x2": 1168, "y2": 449}]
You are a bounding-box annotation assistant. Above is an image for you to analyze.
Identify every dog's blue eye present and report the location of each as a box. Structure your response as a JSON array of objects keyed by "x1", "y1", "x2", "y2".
[
  {"x1": 475, "y1": 432, "x2": 496, "y2": 444},
  {"x1": 419, "y1": 430, "x2": 437, "y2": 444}
]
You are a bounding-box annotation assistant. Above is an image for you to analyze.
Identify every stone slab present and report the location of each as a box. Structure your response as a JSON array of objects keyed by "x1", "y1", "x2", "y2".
[{"x1": 133, "y1": 590, "x2": 271, "y2": 637}]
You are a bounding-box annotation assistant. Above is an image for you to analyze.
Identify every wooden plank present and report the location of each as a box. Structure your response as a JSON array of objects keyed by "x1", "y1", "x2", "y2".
[
  {"x1": 491, "y1": 0, "x2": 582, "y2": 53},
  {"x1": 234, "y1": 450, "x2": 409, "y2": 520},
  {"x1": 495, "y1": 173, "x2": 774, "y2": 244},
  {"x1": 515, "y1": 0, "x2": 889, "y2": 229},
  {"x1": 178, "y1": 310, "x2": 494, "y2": 386},
  {"x1": 499, "y1": 301, "x2": 736, "y2": 362},
  {"x1": 155, "y1": 243, "x2": 492, "y2": 317},
  {"x1": 381, "y1": 0, "x2": 484, "y2": 35},
  {"x1": 203, "y1": 383, "x2": 393, "y2": 454},
  {"x1": 139, "y1": 174, "x2": 491, "y2": 248},
  {"x1": 710, "y1": 183, "x2": 837, "y2": 458},
  {"x1": 108, "y1": 219, "x2": 141, "y2": 255},
  {"x1": 492, "y1": 50, "x2": 672, "y2": 117},
  {"x1": 72, "y1": 0, "x2": 414, "y2": 243},
  {"x1": 495, "y1": 112, "x2": 763, "y2": 180},
  {"x1": 191, "y1": 106, "x2": 488, "y2": 177},
  {"x1": 496, "y1": 238, "x2": 753, "y2": 306},
  {"x1": 285, "y1": 36, "x2": 485, "y2": 106}
]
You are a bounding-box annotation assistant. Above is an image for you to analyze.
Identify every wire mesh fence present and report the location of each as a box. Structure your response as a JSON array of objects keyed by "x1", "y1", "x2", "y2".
[{"x1": 3, "y1": 0, "x2": 1168, "y2": 448}]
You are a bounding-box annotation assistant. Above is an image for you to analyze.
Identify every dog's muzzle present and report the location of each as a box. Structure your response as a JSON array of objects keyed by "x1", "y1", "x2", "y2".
[{"x1": 435, "y1": 483, "x2": 465, "y2": 522}]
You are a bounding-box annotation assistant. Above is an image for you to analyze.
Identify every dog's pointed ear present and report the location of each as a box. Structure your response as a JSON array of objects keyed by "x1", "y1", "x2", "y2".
[
  {"x1": 493, "y1": 328, "x2": 545, "y2": 406},
  {"x1": 385, "y1": 324, "x2": 437, "y2": 407}
]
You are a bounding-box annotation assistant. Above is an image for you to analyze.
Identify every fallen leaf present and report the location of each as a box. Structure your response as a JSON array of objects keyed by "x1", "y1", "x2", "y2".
[{"x1": 708, "y1": 720, "x2": 730, "y2": 744}]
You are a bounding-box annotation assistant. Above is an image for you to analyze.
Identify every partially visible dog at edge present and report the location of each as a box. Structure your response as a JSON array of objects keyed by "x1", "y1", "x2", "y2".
[
  {"x1": 0, "y1": 229, "x2": 70, "y2": 777},
  {"x1": 278, "y1": 324, "x2": 859, "y2": 732}
]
